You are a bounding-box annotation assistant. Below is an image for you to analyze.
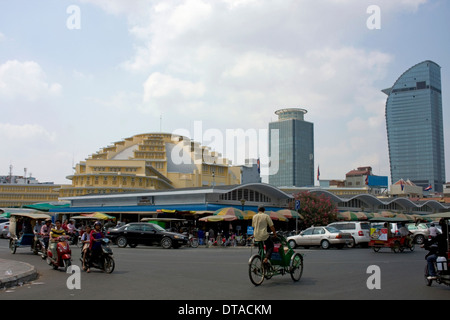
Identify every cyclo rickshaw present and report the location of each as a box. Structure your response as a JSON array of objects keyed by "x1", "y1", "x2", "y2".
[
  {"x1": 248, "y1": 234, "x2": 303, "y2": 286},
  {"x1": 368, "y1": 217, "x2": 415, "y2": 253},
  {"x1": 421, "y1": 212, "x2": 450, "y2": 287},
  {"x1": 9, "y1": 211, "x2": 52, "y2": 255}
]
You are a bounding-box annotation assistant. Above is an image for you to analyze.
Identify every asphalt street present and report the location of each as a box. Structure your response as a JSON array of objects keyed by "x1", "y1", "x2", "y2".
[{"x1": 1, "y1": 238, "x2": 450, "y2": 300}]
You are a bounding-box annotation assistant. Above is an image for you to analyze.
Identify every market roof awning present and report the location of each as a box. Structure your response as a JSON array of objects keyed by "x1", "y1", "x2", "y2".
[{"x1": 23, "y1": 202, "x2": 70, "y2": 212}]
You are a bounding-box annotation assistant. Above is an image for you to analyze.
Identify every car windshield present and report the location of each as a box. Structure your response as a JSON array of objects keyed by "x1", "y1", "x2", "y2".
[{"x1": 325, "y1": 226, "x2": 340, "y2": 233}]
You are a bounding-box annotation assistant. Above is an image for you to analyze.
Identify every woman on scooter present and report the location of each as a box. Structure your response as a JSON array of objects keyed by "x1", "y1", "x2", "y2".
[{"x1": 87, "y1": 221, "x2": 104, "y2": 273}]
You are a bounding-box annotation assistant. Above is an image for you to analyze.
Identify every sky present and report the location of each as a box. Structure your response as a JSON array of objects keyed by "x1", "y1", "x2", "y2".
[{"x1": 0, "y1": 0, "x2": 449, "y2": 186}]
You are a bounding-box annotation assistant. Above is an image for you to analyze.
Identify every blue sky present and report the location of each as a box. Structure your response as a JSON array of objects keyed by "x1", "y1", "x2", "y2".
[{"x1": 0, "y1": 0, "x2": 449, "y2": 186}]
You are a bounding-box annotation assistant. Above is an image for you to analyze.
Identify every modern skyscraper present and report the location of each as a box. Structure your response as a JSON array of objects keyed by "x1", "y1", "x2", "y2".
[
  {"x1": 383, "y1": 60, "x2": 445, "y2": 192},
  {"x1": 269, "y1": 108, "x2": 314, "y2": 187}
]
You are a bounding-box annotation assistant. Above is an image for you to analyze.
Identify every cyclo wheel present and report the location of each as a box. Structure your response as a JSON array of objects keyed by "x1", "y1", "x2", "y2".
[
  {"x1": 248, "y1": 254, "x2": 265, "y2": 286},
  {"x1": 290, "y1": 252, "x2": 303, "y2": 282}
]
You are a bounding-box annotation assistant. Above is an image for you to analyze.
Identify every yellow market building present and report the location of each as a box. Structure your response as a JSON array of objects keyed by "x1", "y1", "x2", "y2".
[
  {"x1": 0, "y1": 183, "x2": 61, "y2": 208},
  {"x1": 59, "y1": 133, "x2": 242, "y2": 197}
]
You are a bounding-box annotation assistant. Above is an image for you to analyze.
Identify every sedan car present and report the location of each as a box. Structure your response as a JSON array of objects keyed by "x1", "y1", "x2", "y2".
[
  {"x1": 106, "y1": 222, "x2": 189, "y2": 249},
  {"x1": 287, "y1": 226, "x2": 352, "y2": 249},
  {"x1": 0, "y1": 221, "x2": 9, "y2": 238},
  {"x1": 406, "y1": 223, "x2": 429, "y2": 245}
]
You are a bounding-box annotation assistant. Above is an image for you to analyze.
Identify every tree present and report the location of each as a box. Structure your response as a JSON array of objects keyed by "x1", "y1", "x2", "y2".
[{"x1": 291, "y1": 191, "x2": 338, "y2": 228}]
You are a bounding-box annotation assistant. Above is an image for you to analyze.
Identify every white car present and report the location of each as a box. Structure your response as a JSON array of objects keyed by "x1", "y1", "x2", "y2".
[
  {"x1": 0, "y1": 221, "x2": 10, "y2": 238},
  {"x1": 327, "y1": 221, "x2": 371, "y2": 247},
  {"x1": 287, "y1": 226, "x2": 352, "y2": 249}
]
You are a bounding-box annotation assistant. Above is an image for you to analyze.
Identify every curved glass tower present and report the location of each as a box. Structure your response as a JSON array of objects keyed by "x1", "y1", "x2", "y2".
[{"x1": 383, "y1": 60, "x2": 445, "y2": 192}]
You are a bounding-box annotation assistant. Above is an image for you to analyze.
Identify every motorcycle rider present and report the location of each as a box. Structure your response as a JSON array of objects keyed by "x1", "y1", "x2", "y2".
[
  {"x1": 399, "y1": 222, "x2": 412, "y2": 247},
  {"x1": 80, "y1": 225, "x2": 91, "y2": 271},
  {"x1": 50, "y1": 220, "x2": 66, "y2": 260},
  {"x1": 40, "y1": 219, "x2": 52, "y2": 250},
  {"x1": 423, "y1": 218, "x2": 448, "y2": 280},
  {"x1": 67, "y1": 219, "x2": 80, "y2": 245},
  {"x1": 87, "y1": 221, "x2": 105, "y2": 273}
]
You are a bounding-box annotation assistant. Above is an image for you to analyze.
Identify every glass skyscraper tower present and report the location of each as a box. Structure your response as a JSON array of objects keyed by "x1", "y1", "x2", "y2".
[
  {"x1": 383, "y1": 60, "x2": 445, "y2": 192},
  {"x1": 269, "y1": 108, "x2": 314, "y2": 187}
]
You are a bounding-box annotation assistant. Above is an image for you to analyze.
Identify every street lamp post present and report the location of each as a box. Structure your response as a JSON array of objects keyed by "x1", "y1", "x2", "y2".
[{"x1": 240, "y1": 199, "x2": 246, "y2": 211}]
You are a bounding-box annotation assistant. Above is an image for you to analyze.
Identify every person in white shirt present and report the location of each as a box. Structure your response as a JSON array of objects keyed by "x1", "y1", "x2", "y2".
[
  {"x1": 252, "y1": 206, "x2": 277, "y2": 264},
  {"x1": 429, "y1": 223, "x2": 438, "y2": 238}
]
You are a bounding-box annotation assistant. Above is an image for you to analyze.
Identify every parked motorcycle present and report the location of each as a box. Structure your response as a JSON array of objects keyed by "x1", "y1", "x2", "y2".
[
  {"x1": 84, "y1": 238, "x2": 115, "y2": 273},
  {"x1": 46, "y1": 235, "x2": 72, "y2": 271}
]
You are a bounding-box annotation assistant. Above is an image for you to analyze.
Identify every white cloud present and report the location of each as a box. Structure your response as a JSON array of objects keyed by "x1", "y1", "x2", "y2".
[
  {"x1": 0, "y1": 60, "x2": 62, "y2": 101},
  {"x1": 61, "y1": 0, "x2": 429, "y2": 180},
  {"x1": 0, "y1": 123, "x2": 56, "y2": 143},
  {"x1": 143, "y1": 72, "x2": 205, "y2": 101}
]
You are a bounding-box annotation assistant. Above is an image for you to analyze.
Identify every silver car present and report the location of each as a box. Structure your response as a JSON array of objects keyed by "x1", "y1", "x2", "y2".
[
  {"x1": 0, "y1": 222, "x2": 9, "y2": 238},
  {"x1": 287, "y1": 226, "x2": 352, "y2": 249},
  {"x1": 406, "y1": 223, "x2": 429, "y2": 245}
]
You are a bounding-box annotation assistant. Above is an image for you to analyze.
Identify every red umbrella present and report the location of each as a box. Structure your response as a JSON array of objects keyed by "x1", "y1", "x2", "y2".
[
  {"x1": 277, "y1": 209, "x2": 303, "y2": 220},
  {"x1": 265, "y1": 211, "x2": 289, "y2": 222}
]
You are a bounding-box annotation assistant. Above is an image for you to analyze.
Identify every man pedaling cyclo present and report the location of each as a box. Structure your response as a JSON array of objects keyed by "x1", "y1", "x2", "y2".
[{"x1": 252, "y1": 206, "x2": 278, "y2": 265}]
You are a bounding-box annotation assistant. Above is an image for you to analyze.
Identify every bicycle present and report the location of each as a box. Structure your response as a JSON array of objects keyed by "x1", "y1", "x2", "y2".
[{"x1": 248, "y1": 235, "x2": 303, "y2": 286}]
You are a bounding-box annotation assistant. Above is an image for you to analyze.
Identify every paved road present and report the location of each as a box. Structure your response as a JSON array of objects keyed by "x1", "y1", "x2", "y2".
[{"x1": 1, "y1": 238, "x2": 450, "y2": 300}]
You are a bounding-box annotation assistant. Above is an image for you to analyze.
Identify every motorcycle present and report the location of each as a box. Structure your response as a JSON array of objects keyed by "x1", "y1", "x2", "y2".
[
  {"x1": 83, "y1": 238, "x2": 115, "y2": 273},
  {"x1": 423, "y1": 242, "x2": 450, "y2": 286},
  {"x1": 36, "y1": 234, "x2": 48, "y2": 260},
  {"x1": 46, "y1": 236, "x2": 72, "y2": 271},
  {"x1": 68, "y1": 230, "x2": 79, "y2": 246}
]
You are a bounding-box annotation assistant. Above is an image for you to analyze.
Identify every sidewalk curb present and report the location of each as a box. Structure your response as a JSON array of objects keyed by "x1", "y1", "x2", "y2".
[{"x1": 0, "y1": 259, "x2": 38, "y2": 289}]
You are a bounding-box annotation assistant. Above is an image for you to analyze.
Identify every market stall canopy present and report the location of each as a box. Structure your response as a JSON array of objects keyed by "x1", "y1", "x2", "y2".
[
  {"x1": 422, "y1": 212, "x2": 450, "y2": 219},
  {"x1": 337, "y1": 211, "x2": 369, "y2": 221},
  {"x1": 213, "y1": 207, "x2": 244, "y2": 220},
  {"x1": 199, "y1": 215, "x2": 238, "y2": 222},
  {"x1": 71, "y1": 215, "x2": 97, "y2": 220},
  {"x1": 243, "y1": 210, "x2": 257, "y2": 220},
  {"x1": 157, "y1": 209, "x2": 196, "y2": 214},
  {"x1": 81, "y1": 212, "x2": 116, "y2": 220},
  {"x1": 277, "y1": 209, "x2": 303, "y2": 220},
  {"x1": 265, "y1": 211, "x2": 289, "y2": 222}
]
